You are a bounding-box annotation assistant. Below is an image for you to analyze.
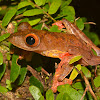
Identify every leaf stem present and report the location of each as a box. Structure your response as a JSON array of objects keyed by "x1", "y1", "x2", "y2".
[{"x1": 34, "y1": 4, "x2": 56, "y2": 22}]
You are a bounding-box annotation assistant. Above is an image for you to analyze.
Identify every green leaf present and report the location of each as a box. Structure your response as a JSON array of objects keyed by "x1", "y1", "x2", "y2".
[
  {"x1": 17, "y1": 67, "x2": 27, "y2": 85},
  {"x1": 23, "y1": 9, "x2": 43, "y2": 16},
  {"x1": 16, "y1": 7, "x2": 27, "y2": 15},
  {"x1": 81, "y1": 66, "x2": 91, "y2": 78},
  {"x1": 34, "y1": 0, "x2": 46, "y2": 6},
  {"x1": 56, "y1": 92, "x2": 72, "y2": 100},
  {"x1": 91, "y1": 49, "x2": 97, "y2": 56},
  {"x1": 76, "y1": 18, "x2": 84, "y2": 30},
  {"x1": 61, "y1": 0, "x2": 72, "y2": 9},
  {"x1": 0, "y1": 64, "x2": 6, "y2": 80},
  {"x1": 28, "y1": 18, "x2": 41, "y2": 26},
  {"x1": 78, "y1": 90, "x2": 93, "y2": 100},
  {"x1": 64, "y1": 15, "x2": 75, "y2": 22},
  {"x1": 84, "y1": 31, "x2": 100, "y2": 46},
  {"x1": 0, "y1": 52, "x2": 3, "y2": 65},
  {"x1": 61, "y1": 6, "x2": 75, "y2": 16},
  {"x1": 48, "y1": 0, "x2": 61, "y2": 14},
  {"x1": 35, "y1": 66, "x2": 42, "y2": 72},
  {"x1": 69, "y1": 64, "x2": 81, "y2": 80},
  {"x1": 17, "y1": 1, "x2": 34, "y2": 9},
  {"x1": 18, "y1": 18, "x2": 29, "y2": 24},
  {"x1": 43, "y1": 4, "x2": 49, "y2": 12},
  {"x1": 10, "y1": 54, "x2": 20, "y2": 82},
  {"x1": 49, "y1": 25, "x2": 61, "y2": 32},
  {"x1": 2, "y1": 9, "x2": 17, "y2": 26},
  {"x1": 94, "y1": 76, "x2": 100, "y2": 87},
  {"x1": 0, "y1": 33, "x2": 11, "y2": 42},
  {"x1": 86, "y1": 91, "x2": 94, "y2": 100},
  {"x1": 33, "y1": 23, "x2": 42, "y2": 30},
  {"x1": 29, "y1": 85, "x2": 43, "y2": 100},
  {"x1": 57, "y1": 84, "x2": 82, "y2": 100},
  {"x1": 29, "y1": 76, "x2": 43, "y2": 93},
  {"x1": 0, "y1": 86, "x2": 8, "y2": 93},
  {"x1": 69, "y1": 56, "x2": 82, "y2": 64},
  {"x1": 72, "y1": 82, "x2": 85, "y2": 90},
  {"x1": 6, "y1": 79, "x2": 13, "y2": 90},
  {"x1": 6, "y1": 52, "x2": 11, "y2": 60},
  {"x1": 46, "y1": 89, "x2": 54, "y2": 100}
]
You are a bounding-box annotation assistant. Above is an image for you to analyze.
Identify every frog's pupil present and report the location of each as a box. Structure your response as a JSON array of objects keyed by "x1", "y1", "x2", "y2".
[{"x1": 26, "y1": 36, "x2": 35, "y2": 45}]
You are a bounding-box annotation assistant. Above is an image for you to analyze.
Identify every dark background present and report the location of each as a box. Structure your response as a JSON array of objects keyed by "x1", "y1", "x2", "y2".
[{"x1": 71, "y1": 0, "x2": 100, "y2": 38}]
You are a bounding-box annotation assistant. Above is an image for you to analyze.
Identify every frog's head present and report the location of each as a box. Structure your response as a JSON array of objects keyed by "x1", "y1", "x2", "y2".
[{"x1": 8, "y1": 22, "x2": 47, "y2": 53}]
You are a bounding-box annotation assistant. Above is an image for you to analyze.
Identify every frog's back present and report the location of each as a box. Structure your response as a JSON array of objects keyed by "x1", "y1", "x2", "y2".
[{"x1": 33, "y1": 29, "x2": 89, "y2": 52}]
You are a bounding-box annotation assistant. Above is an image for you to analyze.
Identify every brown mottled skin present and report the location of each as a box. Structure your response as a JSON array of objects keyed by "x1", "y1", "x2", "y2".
[
  {"x1": 62, "y1": 18, "x2": 100, "y2": 56},
  {"x1": 8, "y1": 20, "x2": 100, "y2": 92}
]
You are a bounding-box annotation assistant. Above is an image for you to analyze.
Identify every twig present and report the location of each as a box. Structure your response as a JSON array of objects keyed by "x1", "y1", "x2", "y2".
[
  {"x1": 94, "y1": 65, "x2": 97, "y2": 77},
  {"x1": 80, "y1": 86, "x2": 88, "y2": 100},
  {"x1": 27, "y1": 65, "x2": 47, "y2": 90},
  {"x1": 41, "y1": 68, "x2": 50, "y2": 76},
  {"x1": 34, "y1": 4, "x2": 56, "y2": 22},
  {"x1": 74, "y1": 66, "x2": 97, "y2": 100},
  {"x1": 80, "y1": 71, "x2": 97, "y2": 100},
  {"x1": 84, "y1": 22, "x2": 96, "y2": 25}
]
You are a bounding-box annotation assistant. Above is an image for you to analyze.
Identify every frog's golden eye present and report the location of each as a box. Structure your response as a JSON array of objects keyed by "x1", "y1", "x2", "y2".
[{"x1": 25, "y1": 33, "x2": 40, "y2": 47}]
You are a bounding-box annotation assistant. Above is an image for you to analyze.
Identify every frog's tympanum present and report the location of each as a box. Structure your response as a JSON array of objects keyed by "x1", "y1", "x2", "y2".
[{"x1": 8, "y1": 19, "x2": 100, "y2": 93}]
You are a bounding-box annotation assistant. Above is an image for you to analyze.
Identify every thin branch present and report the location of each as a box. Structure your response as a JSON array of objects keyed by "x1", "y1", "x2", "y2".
[
  {"x1": 80, "y1": 71, "x2": 97, "y2": 100},
  {"x1": 34, "y1": 4, "x2": 56, "y2": 22},
  {"x1": 27, "y1": 65, "x2": 47, "y2": 90},
  {"x1": 74, "y1": 66, "x2": 97, "y2": 100},
  {"x1": 80, "y1": 86, "x2": 88, "y2": 100}
]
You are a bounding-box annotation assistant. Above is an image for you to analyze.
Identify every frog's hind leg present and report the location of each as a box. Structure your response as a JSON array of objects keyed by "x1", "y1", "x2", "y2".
[
  {"x1": 51, "y1": 54, "x2": 80, "y2": 93},
  {"x1": 51, "y1": 63, "x2": 73, "y2": 93},
  {"x1": 57, "y1": 64, "x2": 73, "y2": 82},
  {"x1": 86, "y1": 55, "x2": 100, "y2": 66}
]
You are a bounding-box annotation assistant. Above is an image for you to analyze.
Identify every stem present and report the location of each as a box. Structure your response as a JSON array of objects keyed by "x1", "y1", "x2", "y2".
[
  {"x1": 34, "y1": 4, "x2": 56, "y2": 22},
  {"x1": 74, "y1": 66, "x2": 97, "y2": 100},
  {"x1": 80, "y1": 86, "x2": 88, "y2": 100}
]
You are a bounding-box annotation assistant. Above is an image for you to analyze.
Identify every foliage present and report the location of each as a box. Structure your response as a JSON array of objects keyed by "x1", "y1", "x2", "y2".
[{"x1": 0, "y1": 0, "x2": 100, "y2": 99}]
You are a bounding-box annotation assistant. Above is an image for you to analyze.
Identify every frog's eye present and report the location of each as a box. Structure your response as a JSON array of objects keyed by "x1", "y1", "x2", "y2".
[{"x1": 25, "y1": 33, "x2": 40, "y2": 47}]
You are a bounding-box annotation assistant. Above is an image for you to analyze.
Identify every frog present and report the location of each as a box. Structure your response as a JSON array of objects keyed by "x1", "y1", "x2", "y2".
[{"x1": 8, "y1": 19, "x2": 100, "y2": 92}]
